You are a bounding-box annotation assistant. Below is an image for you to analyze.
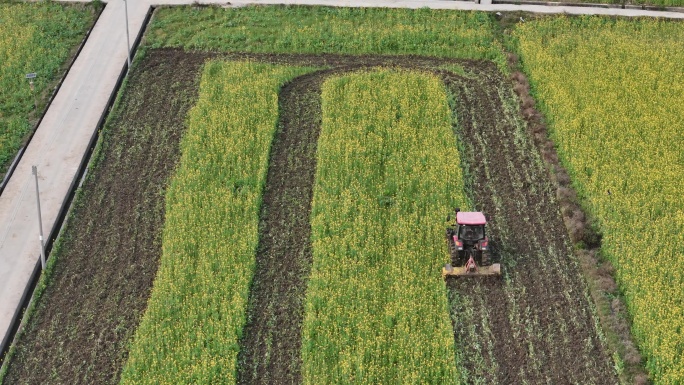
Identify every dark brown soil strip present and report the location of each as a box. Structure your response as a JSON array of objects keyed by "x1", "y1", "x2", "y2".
[
  {"x1": 1, "y1": 49, "x2": 211, "y2": 385},
  {"x1": 235, "y1": 70, "x2": 327, "y2": 384},
  {"x1": 444, "y1": 68, "x2": 527, "y2": 384},
  {"x1": 442, "y1": 65, "x2": 616, "y2": 384}
]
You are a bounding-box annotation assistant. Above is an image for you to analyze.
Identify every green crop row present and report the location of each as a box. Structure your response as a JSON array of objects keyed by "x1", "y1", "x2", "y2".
[
  {"x1": 118, "y1": 61, "x2": 312, "y2": 384},
  {"x1": 302, "y1": 70, "x2": 466, "y2": 384},
  {"x1": 513, "y1": 16, "x2": 684, "y2": 384},
  {"x1": 0, "y1": 2, "x2": 98, "y2": 175},
  {"x1": 147, "y1": 5, "x2": 505, "y2": 66}
]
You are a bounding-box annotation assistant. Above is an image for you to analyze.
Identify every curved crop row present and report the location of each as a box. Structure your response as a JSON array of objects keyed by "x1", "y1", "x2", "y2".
[
  {"x1": 118, "y1": 61, "x2": 312, "y2": 384},
  {"x1": 302, "y1": 70, "x2": 466, "y2": 383},
  {"x1": 513, "y1": 16, "x2": 684, "y2": 384}
]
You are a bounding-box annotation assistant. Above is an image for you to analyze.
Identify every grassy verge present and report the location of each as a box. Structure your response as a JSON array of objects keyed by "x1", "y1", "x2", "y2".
[
  {"x1": 553, "y1": 0, "x2": 682, "y2": 7},
  {"x1": 512, "y1": 16, "x2": 684, "y2": 384},
  {"x1": 118, "y1": 61, "x2": 313, "y2": 384},
  {"x1": 147, "y1": 5, "x2": 505, "y2": 66},
  {"x1": 0, "y1": 2, "x2": 100, "y2": 176},
  {"x1": 302, "y1": 70, "x2": 466, "y2": 383}
]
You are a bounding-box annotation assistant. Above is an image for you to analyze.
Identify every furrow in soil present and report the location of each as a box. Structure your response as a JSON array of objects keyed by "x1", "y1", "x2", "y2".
[
  {"x1": 236, "y1": 71, "x2": 325, "y2": 385},
  {"x1": 442, "y1": 65, "x2": 616, "y2": 385}
]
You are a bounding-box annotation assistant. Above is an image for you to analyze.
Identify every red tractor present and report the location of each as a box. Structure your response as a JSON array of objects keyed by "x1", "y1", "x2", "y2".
[{"x1": 442, "y1": 208, "x2": 501, "y2": 277}]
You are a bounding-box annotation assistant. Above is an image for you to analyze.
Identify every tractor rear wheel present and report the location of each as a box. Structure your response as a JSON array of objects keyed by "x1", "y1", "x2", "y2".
[
  {"x1": 481, "y1": 251, "x2": 491, "y2": 266},
  {"x1": 448, "y1": 238, "x2": 458, "y2": 266}
]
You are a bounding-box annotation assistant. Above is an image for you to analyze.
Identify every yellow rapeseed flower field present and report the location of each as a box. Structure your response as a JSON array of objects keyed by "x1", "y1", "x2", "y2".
[
  {"x1": 302, "y1": 70, "x2": 466, "y2": 383},
  {"x1": 514, "y1": 17, "x2": 684, "y2": 384},
  {"x1": 119, "y1": 61, "x2": 312, "y2": 384}
]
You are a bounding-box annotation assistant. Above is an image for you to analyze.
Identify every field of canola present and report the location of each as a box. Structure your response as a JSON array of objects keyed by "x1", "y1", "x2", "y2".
[
  {"x1": 302, "y1": 70, "x2": 466, "y2": 383},
  {"x1": 5, "y1": 5, "x2": 683, "y2": 385},
  {"x1": 118, "y1": 61, "x2": 313, "y2": 384},
  {"x1": 513, "y1": 16, "x2": 684, "y2": 384},
  {"x1": 120, "y1": 65, "x2": 469, "y2": 384}
]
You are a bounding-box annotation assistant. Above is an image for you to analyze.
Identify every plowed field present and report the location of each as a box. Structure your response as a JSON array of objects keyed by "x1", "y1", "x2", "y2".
[
  {"x1": 3, "y1": 48, "x2": 619, "y2": 384},
  {"x1": 443, "y1": 68, "x2": 614, "y2": 383}
]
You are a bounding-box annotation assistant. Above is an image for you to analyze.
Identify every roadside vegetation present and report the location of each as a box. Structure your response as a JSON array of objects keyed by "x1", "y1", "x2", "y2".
[
  {"x1": 0, "y1": 2, "x2": 99, "y2": 176},
  {"x1": 513, "y1": 16, "x2": 684, "y2": 384},
  {"x1": 302, "y1": 70, "x2": 465, "y2": 383}
]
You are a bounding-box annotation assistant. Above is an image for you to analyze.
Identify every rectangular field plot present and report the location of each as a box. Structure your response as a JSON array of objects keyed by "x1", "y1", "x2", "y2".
[
  {"x1": 514, "y1": 17, "x2": 684, "y2": 384},
  {"x1": 147, "y1": 6, "x2": 504, "y2": 65},
  {"x1": 119, "y1": 61, "x2": 312, "y2": 385},
  {"x1": 302, "y1": 70, "x2": 466, "y2": 383}
]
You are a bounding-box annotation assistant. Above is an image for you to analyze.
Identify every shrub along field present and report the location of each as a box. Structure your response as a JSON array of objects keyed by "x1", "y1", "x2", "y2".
[
  {"x1": 513, "y1": 16, "x2": 684, "y2": 384},
  {"x1": 0, "y1": 2, "x2": 99, "y2": 176},
  {"x1": 302, "y1": 70, "x2": 465, "y2": 383}
]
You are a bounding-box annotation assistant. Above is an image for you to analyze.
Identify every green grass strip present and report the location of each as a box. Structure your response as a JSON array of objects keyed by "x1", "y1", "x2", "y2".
[
  {"x1": 119, "y1": 61, "x2": 312, "y2": 384},
  {"x1": 0, "y1": 2, "x2": 98, "y2": 174},
  {"x1": 513, "y1": 16, "x2": 684, "y2": 384},
  {"x1": 302, "y1": 70, "x2": 465, "y2": 384},
  {"x1": 147, "y1": 5, "x2": 505, "y2": 66},
  {"x1": 568, "y1": 0, "x2": 683, "y2": 8}
]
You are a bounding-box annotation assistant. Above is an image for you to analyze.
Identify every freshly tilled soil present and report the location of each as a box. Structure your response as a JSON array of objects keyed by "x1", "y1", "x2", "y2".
[
  {"x1": 443, "y1": 65, "x2": 616, "y2": 384},
  {"x1": 3, "y1": 49, "x2": 619, "y2": 385},
  {"x1": 1, "y1": 49, "x2": 212, "y2": 385},
  {"x1": 236, "y1": 69, "x2": 328, "y2": 385}
]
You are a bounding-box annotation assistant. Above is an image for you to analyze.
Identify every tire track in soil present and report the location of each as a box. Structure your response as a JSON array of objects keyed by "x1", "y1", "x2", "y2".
[
  {"x1": 442, "y1": 65, "x2": 616, "y2": 384},
  {"x1": 236, "y1": 70, "x2": 329, "y2": 385}
]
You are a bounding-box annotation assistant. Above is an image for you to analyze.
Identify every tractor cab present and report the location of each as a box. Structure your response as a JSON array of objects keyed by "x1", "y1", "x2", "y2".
[
  {"x1": 456, "y1": 211, "x2": 486, "y2": 242},
  {"x1": 443, "y1": 208, "x2": 500, "y2": 278},
  {"x1": 458, "y1": 224, "x2": 484, "y2": 241}
]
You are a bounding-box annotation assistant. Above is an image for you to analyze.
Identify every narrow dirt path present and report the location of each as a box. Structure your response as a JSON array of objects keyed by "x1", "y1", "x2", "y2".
[{"x1": 236, "y1": 70, "x2": 326, "y2": 385}]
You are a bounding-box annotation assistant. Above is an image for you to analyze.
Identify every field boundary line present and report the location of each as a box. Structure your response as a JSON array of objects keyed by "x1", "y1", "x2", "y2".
[{"x1": 156, "y1": 0, "x2": 684, "y2": 19}]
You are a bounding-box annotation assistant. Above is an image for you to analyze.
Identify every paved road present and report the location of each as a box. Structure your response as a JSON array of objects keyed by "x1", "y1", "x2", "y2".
[
  {"x1": 0, "y1": 0, "x2": 149, "y2": 352},
  {"x1": 162, "y1": 0, "x2": 684, "y2": 17},
  {"x1": 1, "y1": 0, "x2": 682, "y2": 357}
]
